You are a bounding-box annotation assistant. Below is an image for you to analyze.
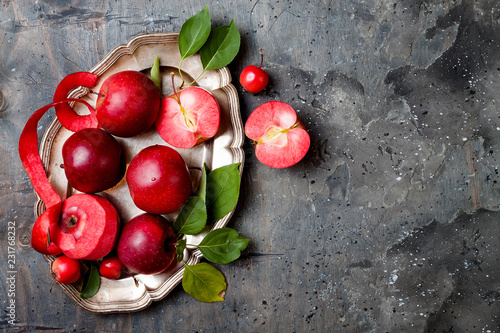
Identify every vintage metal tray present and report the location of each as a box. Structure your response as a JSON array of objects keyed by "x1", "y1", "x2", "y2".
[{"x1": 36, "y1": 32, "x2": 244, "y2": 313}]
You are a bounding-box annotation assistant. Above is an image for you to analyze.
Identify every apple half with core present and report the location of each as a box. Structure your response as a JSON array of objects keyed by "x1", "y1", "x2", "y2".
[
  {"x1": 117, "y1": 213, "x2": 177, "y2": 275},
  {"x1": 62, "y1": 128, "x2": 125, "y2": 193},
  {"x1": 245, "y1": 101, "x2": 310, "y2": 168},
  {"x1": 156, "y1": 86, "x2": 220, "y2": 149},
  {"x1": 126, "y1": 145, "x2": 191, "y2": 214},
  {"x1": 96, "y1": 71, "x2": 160, "y2": 138},
  {"x1": 52, "y1": 193, "x2": 120, "y2": 260}
]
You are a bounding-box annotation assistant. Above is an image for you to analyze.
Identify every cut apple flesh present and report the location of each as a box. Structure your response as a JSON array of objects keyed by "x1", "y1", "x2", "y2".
[
  {"x1": 53, "y1": 72, "x2": 99, "y2": 132},
  {"x1": 156, "y1": 86, "x2": 220, "y2": 149},
  {"x1": 245, "y1": 101, "x2": 310, "y2": 168},
  {"x1": 53, "y1": 193, "x2": 120, "y2": 260}
]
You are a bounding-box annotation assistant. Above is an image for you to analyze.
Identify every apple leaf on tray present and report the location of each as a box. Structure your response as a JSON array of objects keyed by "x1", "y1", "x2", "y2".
[
  {"x1": 206, "y1": 162, "x2": 241, "y2": 222},
  {"x1": 150, "y1": 55, "x2": 161, "y2": 91},
  {"x1": 80, "y1": 263, "x2": 100, "y2": 299}
]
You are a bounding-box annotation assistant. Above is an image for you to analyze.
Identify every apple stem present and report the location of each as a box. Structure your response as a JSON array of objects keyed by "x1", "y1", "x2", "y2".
[
  {"x1": 171, "y1": 72, "x2": 180, "y2": 103},
  {"x1": 124, "y1": 271, "x2": 139, "y2": 287},
  {"x1": 259, "y1": 48, "x2": 264, "y2": 69},
  {"x1": 88, "y1": 89, "x2": 105, "y2": 98}
]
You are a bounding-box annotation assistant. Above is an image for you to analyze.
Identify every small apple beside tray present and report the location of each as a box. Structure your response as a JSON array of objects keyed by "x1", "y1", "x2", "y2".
[{"x1": 36, "y1": 32, "x2": 244, "y2": 313}]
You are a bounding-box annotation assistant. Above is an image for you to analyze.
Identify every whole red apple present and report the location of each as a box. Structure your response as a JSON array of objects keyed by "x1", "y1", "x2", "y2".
[
  {"x1": 62, "y1": 128, "x2": 125, "y2": 193},
  {"x1": 117, "y1": 213, "x2": 177, "y2": 275},
  {"x1": 99, "y1": 255, "x2": 124, "y2": 280},
  {"x1": 96, "y1": 71, "x2": 160, "y2": 137},
  {"x1": 51, "y1": 255, "x2": 81, "y2": 284},
  {"x1": 126, "y1": 145, "x2": 191, "y2": 214}
]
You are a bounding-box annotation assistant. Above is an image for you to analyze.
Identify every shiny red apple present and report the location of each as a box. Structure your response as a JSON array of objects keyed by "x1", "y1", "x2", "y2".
[
  {"x1": 99, "y1": 255, "x2": 124, "y2": 280},
  {"x1": 62, "y1": 128, "x2": 125, "y2": 193},
  {"x1": 126, "y1": 145, "x2": 192, "y2": 214},
  {"x1": 96, "y1": 71, "x2": 160, "y2": 137},
  {"x1": 51, "y1": 255, "x2": 81, "y2": 284},
  {"x1": 117, "y1": 213, "x2": 177, "y2": 275}
]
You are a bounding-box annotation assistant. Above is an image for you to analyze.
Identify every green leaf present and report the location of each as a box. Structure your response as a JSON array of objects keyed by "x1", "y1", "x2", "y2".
[
  {"x1": 182, "y1": 262, "x2": 226, "y2": 302},
  {"x1": 206, "y1": 163, "x2": 241, "y2": 222},
  {"x1": 173, "y1": 196, "x2": 207, "y2": 235},
  {"x1": 198, "y1": 228, "x2": 249, "y2": 264},
  {"x1": 79, "y1": 263, "x2": 100, "y2": 299},
  {"x1": 178, "y1": 4, "x2": 211, "y2": 60},
  {"x1": 176, "y1": 238, "x2": 187, "y2": 262},
  {"x1": 150, "y1": 55, "x2": 161, "y2": 91},
  {"x1": 198, "y1": 163, "x2": 209, "y2": 200},
  {"x1": 200, "y1": 19, "x2": 240, "y2": 71}
]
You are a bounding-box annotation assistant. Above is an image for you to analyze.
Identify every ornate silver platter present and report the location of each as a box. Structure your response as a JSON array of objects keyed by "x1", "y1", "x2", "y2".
[{"x1": 36, "y1": 32, "x2": 244, "y2": 313}]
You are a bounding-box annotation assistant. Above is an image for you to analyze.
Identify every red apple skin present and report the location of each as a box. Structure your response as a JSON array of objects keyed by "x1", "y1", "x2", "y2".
[
  {"x1": 31, "y1": 205, "x2": 62, "y2": 256},
  {"x1": 51, "y1": 255, "x2": 81, "y2": 284},
  {"x1": 99, "y1": 255, "x2": 124, "y2": 280},
  {"x1": 156, "y1": 87, "x2": 220, "y2": 149},
  {"x1": 245, "y1": 101, "x2": 310, "y2": 168},
  {"x1": 53, "y1": 194, "x2": 120, "y2": 260},
  {"x1": 62, "y1": 128, "x2": 125, "y2": 193},
  {"x1": 96, "y1": 71, "x2": 160, "y2": 138},
  {"x1": 240, "y1": 65, "x2": 269, "y2": 94},
  {"x1": 117, "y1": 213, "x2": 177, "y2": 275},
  {"x1": 126, "y1": 145, "x2": 191, "y2": 214}
]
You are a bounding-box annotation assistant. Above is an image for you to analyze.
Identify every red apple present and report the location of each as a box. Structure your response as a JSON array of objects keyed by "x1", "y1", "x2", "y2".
[
  {"x1": 126, "y1": 145, "x2": 191, "y2": 214},
  {"x1": 51, "y1": 255, "x2": 81, "y2": 284},
  {"x1": 52, "y1": 193, "x2": 120, "y2": 260},
  {"x1": 99, "y1": 255, "x2": 124, "y2": 280},
  {"x1": 62, "y1": 128, "x2": 125, "y2": 193},
  {"x1": 156, "y1": 86, "x2": 220, "y2": 149},
  {"x1": 245, "y1": 101, "x2": 310, "y2": 168},
  {"x1": 96, "y1": 71, "x2": 160, "y2": 138},
  {"x1": 239, "y1": 49, "x2": 269, "y2": 94},
  {"x1": 117, "y1": 213, "x2": 177, "y2": 275}
]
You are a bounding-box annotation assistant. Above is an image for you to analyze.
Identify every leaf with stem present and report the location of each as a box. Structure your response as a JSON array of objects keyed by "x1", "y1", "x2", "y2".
[
  {"x1": 198, "y1": 227, "x2": 249, "y2": 264},
  {"x1": 182, "y1": 262, "x2": 226, "y2": 302},
  {"x1": 178, "y1": 5, "x2": 211, "y2": 83},
  {"x1": 200, "y1": 19, "x2": 240, "y2": 72}
]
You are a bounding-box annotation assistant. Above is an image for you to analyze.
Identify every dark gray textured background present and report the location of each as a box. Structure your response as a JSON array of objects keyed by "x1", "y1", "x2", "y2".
[{"x1": 1, "y1": 0, "x2": 499, "y2": 331}]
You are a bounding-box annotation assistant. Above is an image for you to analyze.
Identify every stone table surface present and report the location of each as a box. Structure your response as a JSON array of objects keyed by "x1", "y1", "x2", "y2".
[{"x1": 1, "y1": 0, "x2": 500, "y2": 332}]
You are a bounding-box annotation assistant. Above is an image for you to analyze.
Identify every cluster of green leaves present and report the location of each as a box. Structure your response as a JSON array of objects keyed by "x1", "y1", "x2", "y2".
[
  {"x1": 178, "y1": 4, "x2": 240, "y2": 85},
  {"x1": 174, "y1": 163, "x2": 249, "y2": 303}
]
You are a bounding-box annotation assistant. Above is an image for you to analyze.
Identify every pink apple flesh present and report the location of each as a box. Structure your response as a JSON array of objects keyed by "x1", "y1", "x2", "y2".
[
  {"x1": 53, "y1": 193, "x2": 120, "y2": 260},
  {"x1": 245, "y1": 101, "x2": 310, "y2": 168},
  {"x1": 156, "y1": 86, "x2": 220, "y2": 149}
]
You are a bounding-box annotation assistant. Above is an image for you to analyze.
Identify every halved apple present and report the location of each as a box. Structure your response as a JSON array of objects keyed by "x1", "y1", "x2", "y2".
[
  {"x1": 245, "y1": 101, "x2": 310, "y2": 168},
  {"x1": 156, "y1": 86, "x2": 220, "y2": 149}
]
